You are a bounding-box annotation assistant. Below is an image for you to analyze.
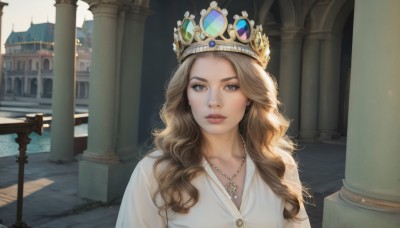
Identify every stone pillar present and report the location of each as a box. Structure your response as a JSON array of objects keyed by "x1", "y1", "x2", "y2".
[
  {"x1": 79, "y1": 1, "x2": 123, "y2": 202},
  {"x1": 36, "y1": 62, "x2": 42, "y2": 99},
  {"x1": 81, "y1": 1, "x2": 119, "y2": 163},
  {"x1": 76, "y1": 82, "x2": 80, "y2": 98},
  {"x1": 299, "y1": 35, "x2": 320, "y2": 142},
  {"x1": 86, "y1": 82, "x2": 89, "y2": 98},
  {"x1": 323, "y1": 1, "x2": 400, "y2": 227},
  {"x1": 278, "y1": 28, "x2": 303, "y2": 136},
  {"x1": 117, "y1": 5, "x2": 151, "y2": 161},
  {"x1": 10, "y1": 78, "x2": 14, "y2": 94},
  {"x1": 83, "y1": 82, "x2": 89, "y2": 99},
  {"x1": 49, "y1": 0, "x2": 77, "y2": 162},
  {"x1": 23, "y1": 74, "x2": 28, "y2": 96},
  {"x1": 79, "y1": 1, "x2": 151, "y2": 202},
  {"x1": 3, "y1": 75, "x2": 8, "y2": 95},
  {"x1": 0, "y1": 2, "x2": 7, "y2": 94},
  {"x1": 318, "y1": 32, "x2": 341, "y2": 140}
]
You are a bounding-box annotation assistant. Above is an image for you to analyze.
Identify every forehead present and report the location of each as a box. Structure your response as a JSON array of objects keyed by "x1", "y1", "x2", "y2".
[{"x1": 189, "y1": 55, "x2": 236, "y2": 79}]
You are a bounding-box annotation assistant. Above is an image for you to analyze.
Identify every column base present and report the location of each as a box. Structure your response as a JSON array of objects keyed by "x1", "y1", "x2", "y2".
[
  {"x1": 318, "y1": 130, "x2": 340, "y2": 140},
  {"x1": 78, "y1": 159, "x2": 136, "y2": 202},
  {"x1": 323, "y1": 192, "x2": 400, "y2": 228},
  {"x1": 299, "y1": 129, "x2": 318, "y2": 142},
  {"x1": 48, "y1": 151, "x2": 75, "y2": 163}
]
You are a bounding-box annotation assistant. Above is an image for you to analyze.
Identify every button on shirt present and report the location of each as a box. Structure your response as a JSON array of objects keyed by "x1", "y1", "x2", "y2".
[
  {"x1": 116, "y1": 150, "x2": 310, "y2": 228},
  {"x1": 236, "y1": 218, "x2": 244, "y2": 227}
]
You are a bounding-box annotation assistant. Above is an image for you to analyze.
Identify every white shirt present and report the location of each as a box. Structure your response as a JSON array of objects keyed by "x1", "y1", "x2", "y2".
[{"x1": 116, "y1": 150, "x2": 310, "y2": 228}]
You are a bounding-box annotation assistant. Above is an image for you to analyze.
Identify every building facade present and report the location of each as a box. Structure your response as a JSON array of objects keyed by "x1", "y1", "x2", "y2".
[{"x1": 1, "y1": 20, "x2": 92, "y2": 105}]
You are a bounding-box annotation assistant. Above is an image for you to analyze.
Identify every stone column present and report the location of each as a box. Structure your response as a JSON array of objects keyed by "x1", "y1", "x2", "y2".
[
  {"x1": 36, "y1": 62, "x2": 42, "y2": 99},
  {"x1": 82, "y1": 2, "x2": 119, "y2": 164},
  {"x1": 323, "y1": 0, "x2": 400, "y2": 227},
  {"x1": 23, "y1": 74, "x2": 28, "y2": 96},
  {"x1": 79, "y1": 1, "x2": 123, "y2": 202},
  {"x1": 299, "y1": 35, "x2": 320, "y2": 142},
  {"x1": 0, "y1": 2, "x2": 7, "y2": 94},
  {"x1": 3, "y1": 75, "x2": 8, "y2": 95},
  {"x1": 49, "y1": 0, "x2": 77, "y2": 162},
  {"x1": 117, "y1": 5, "x2": 151, "y2": 161},
  {"x1": 10, "y1": 78, "x2": 14, "y2": 94},
  {"x1": 76, "y1": 82, "x2": 80, "y2": 98},
  {"x1": 318, "y1": 32, "x2": 341, "y2": 140},
  {"x1": 84, "y1": 82, "x2": 89, "y2": 98},
  {"x1": 278, "y1": 28, "x2": 303, "y2": 136},
  {"x1": 79, "y1": 1, "x2": 151, "y2": 202}
]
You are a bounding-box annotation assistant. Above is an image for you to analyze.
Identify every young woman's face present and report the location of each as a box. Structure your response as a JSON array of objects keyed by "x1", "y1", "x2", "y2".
[{"x1": 187, "y1": 55, "x2": 249, "y2": 136}]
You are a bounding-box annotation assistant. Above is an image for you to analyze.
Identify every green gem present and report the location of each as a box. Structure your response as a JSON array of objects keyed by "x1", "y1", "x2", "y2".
[{"x1": 181, "y1": 19, "x2": 194, "y2": 42}]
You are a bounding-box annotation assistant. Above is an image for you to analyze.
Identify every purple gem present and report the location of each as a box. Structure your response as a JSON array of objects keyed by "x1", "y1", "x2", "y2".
[
  {"x1": 209, "y1": 40, "x2": 216, "y2": 47},
  {"x1": 236, "y1": 19, "x2": 250, "y2": 42}
]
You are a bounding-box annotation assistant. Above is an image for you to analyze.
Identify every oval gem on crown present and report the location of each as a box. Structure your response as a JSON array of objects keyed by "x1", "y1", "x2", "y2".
[
  {"x1": 236, "y1": 19, "x2": 250, "y2": 42},
  {"x1": 203, "y1": 9, "x2": 225, "y2": 37},
  {"x1": 181, "y1": 19, "x2": 195, "y2": 42}
]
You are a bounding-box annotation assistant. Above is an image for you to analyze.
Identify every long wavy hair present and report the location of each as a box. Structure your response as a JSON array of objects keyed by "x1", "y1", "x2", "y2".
[{"x1": 152, "y1": 51, "x2": 302, "y2": 219}]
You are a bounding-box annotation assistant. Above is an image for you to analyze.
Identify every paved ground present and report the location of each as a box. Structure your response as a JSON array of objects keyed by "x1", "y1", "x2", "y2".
[{"x1": 0, "y1": 141, "x2": 346, "y2": 228}]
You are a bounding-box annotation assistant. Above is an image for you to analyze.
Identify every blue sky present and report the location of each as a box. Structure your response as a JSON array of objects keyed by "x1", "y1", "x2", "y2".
[{"x1": 1, "y1": 0, "x2": 93, "y2": 53}]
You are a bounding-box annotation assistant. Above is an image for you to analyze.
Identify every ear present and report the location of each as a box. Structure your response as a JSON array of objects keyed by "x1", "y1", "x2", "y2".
[{"x1": 246, "y1": 100, "x2": 251, "y2": 106}]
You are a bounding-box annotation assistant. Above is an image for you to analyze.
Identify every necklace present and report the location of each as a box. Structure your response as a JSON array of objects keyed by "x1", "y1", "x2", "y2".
[{"x1": 206, "y1": 136, "x2": 247, "y2": 200}]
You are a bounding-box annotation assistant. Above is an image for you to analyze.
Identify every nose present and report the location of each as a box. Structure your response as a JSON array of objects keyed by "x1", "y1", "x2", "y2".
[{"x1": 208, "y1": 89, "x2": 222, "y2": 108}]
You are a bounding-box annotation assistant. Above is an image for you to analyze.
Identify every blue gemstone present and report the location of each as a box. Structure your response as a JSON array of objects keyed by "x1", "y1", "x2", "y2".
[
  {"x1": 209, "y1": 40, "x2": 216, "y2": 47},
  {"x1": 203, "y1": 10, "x2": 225, "y2": 37},
  {"x1": 236, "y1": 19, "x2": 250, "y2": 42}
]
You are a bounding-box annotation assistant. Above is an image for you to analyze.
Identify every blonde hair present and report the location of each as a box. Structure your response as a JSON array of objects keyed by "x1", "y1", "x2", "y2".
[{"x1": 152, "y1": 52, "x2": 301, "y2": 219}]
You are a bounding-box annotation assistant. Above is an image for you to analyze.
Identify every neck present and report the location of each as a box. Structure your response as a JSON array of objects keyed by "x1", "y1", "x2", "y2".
[{"x1": 202, "y1": 132, "x2": 245, "y2": 159}]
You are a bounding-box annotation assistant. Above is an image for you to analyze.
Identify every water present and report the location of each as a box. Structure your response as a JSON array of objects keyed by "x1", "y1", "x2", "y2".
[{"x1": 0, "y1": 124, "x2": 88, "y2": 158}]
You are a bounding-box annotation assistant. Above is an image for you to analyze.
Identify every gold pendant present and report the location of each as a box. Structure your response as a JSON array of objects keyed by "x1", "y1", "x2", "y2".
[{"x1": 225, "y1": 181, "x2": 238, "y2": 199}]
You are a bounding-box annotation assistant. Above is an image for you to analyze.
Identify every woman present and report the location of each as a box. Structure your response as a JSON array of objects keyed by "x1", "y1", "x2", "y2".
[{"x1": 117, "y1": 2, "x2": 310, "y2": 227}]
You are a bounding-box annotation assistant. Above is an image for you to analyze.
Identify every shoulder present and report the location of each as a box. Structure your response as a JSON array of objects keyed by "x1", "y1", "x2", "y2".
[
  {"x1": 137, "y1": 150, "x2": 165, "y2": 173},
  {"x1": 127, "y1": 150, "x2": 165, "y2": 191}
]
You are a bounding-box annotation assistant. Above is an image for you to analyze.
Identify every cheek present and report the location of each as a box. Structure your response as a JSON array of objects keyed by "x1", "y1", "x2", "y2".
[
  {"x1": 230, "y1": 94, "x2": 248, "y2": 111},
  {"x1": 187, "y1": 89, "x2": 193, "y2": 106},
  {"x1": 187, "y1": 90, "x2": 201, "y2": 109},
  {"x1": 236, "y1": 100, "x2": 248, "y2": 114}
]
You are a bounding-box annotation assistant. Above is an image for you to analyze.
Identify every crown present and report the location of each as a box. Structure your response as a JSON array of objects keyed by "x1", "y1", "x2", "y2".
[{"x1": 173, "y1": 1, "x2": 270, "y2": 69}]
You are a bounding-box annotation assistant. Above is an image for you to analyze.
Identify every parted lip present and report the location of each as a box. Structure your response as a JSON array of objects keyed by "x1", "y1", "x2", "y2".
[{"x1": 205, "y1": 114, "x2": 226, "y2": 118}]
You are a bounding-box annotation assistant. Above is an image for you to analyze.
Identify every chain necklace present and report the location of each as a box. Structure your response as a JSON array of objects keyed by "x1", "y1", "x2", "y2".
[{"x1": 205, "y1": 136, "x2": 247, "y2": 200}]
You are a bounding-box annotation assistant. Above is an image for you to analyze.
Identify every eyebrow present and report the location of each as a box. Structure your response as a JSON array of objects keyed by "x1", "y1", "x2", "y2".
[{"x1": 189, "y1": 76, "x2": 238, "y2": 82}]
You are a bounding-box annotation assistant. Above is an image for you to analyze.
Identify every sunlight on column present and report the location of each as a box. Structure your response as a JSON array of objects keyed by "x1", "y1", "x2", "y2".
[{"x1": 0, "y1": 178, "x2": 54, "y2": 207}]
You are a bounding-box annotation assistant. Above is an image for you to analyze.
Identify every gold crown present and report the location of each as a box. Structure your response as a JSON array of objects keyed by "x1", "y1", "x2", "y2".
[{"x1": 173, "y1": 1, "x2": 270, "y2": 69}]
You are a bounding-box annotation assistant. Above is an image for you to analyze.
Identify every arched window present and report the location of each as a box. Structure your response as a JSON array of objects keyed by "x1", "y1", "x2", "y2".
[
  {"x1": 6, "y1": 78, "x2": 12, "y2": 92},
  {"x1": 80, "y1": 62, "x2": 85, "y2": 71},
  {"x1": 43, "y1": 59, "x2": 50, "y2": 70},
  {"x1": 14, "y1": 78, "x2": 22, "y2": 96},
  {"x1": 43, "y1": 79, "x2": 53, "y2": 98},
  {"x1": 30, "y1": 78, "x2": 37, "y2": 96}
]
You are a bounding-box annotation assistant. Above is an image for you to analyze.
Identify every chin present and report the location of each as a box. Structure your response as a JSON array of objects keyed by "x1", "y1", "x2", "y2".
[{"x1": 199, "y1": 126, "x2": 238, "y2": 136}]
